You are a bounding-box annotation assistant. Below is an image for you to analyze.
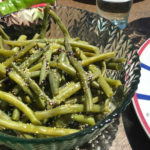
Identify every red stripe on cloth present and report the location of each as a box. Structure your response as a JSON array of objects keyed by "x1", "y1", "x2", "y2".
[
  {"x1": 138, "y1": 39, "x2": 150, "y2": 56},
  {"x1": 133, "y1": 94, "x2": 150, "y2": 135}
]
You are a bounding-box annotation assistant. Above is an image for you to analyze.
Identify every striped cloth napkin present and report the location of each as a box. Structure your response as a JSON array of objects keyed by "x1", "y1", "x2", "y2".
[{"x1": 133, "y1": 38, "x2": 150, "y2": 138}]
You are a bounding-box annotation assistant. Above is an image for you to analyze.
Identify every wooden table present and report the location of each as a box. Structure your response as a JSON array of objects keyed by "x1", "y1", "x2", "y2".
[
  {"x1": 57, "y1": 0, "x2": 150, "y2": 23},
  {"x1": 56, "y1": 0, "x2": 150, "y2": 150}
]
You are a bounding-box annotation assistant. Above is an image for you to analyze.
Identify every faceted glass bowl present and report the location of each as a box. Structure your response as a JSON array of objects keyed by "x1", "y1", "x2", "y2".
[{"x1": 0, "y1": 6, "x2": 140, "y2": 150}]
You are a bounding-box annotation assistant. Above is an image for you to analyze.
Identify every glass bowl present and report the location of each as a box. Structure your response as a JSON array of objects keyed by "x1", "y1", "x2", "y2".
[{"x1": 0, "y1": 6, "x2": 140, "y2": 150}]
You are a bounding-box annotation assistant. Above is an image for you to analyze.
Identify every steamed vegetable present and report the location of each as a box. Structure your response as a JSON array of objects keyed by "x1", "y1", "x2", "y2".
[{"x1": 0, "y1": 5, "x2": 125, "y2": 137}]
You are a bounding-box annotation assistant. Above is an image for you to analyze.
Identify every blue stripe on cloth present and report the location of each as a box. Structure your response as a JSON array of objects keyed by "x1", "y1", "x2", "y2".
[
  {"x1": 136, "y1": 93, "x2": 150, "y2": 101},
  {"x1": 141, "y1": 63, "x2": 150, "y2": 71}
]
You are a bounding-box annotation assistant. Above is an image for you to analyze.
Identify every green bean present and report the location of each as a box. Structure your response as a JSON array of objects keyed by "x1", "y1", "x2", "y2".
[
  {"x1": 88, "y1": 67, "x2": 100, "y2": 88},
  {"x1": 103, "y1": 99, "x2": 116, "y2": 114},
  {"x1": 0, "y1": 64, "x2": 7, "y2": 76},
  {"x1": 47, "y1": 38, "x2": 99, "y2": 53},
  {"x1": 49, "y1": 61, "x2": 76, "y2": 76},
  {"x1": 15, "y1": 42, "x2": 36, "y2": 59},
  {"x1": 83, "y1": 52, "x2": 96, "y2": 57},
  {"x1": 106, "y1": 62, "x2": 122, "y2": 70},
  {"x1": 0, "y1": 64, "x2": 33, "y2": 98},
  {"x1": 89, "y1": 64, "x2": 113, "y2": 97},
  {"x1": 0, "y1": 48, "x2": 16, "y2": 57},
  {"x1": 49, "y1": 10, "x2": 70, "y2": 38},
  {"x1": 51, "y1": 43, "x2": 65, "y2": 53},
  {"x1": 53, "y1": 116, "x2": 68, "y2": 128},
  {"x1": 54, "y1": 38, "x2": 99, "y2": 53},
  {"x1": 75, "y1": 39, "x2": 89, "y2": 44},
  {"x1": 53, "y1": 82, "x2": 81, "y2": 105},
  {"x1": 89, "y1": 70, "x2": 101, "y2": 81},
  {"x1": 108, "y1": 58, "x2": 126, "y2": 63},
  {"x1": 50, "y1": 9, "x2": 105, "y2": 111},
  {"x1": 22, "y1": 134, "x2": 34, "y2": 139},
  {"x1": 0, "y1": 110, "x2": 10, "y2": 130},
  {"x1": 78, "y1": 95, "x2": 99, "y2": 104},
  {"x1": 58, "y1": 81, "x2": 75, "y2": 93},
  {"x1": 0, "y1": 77, "x2": 8, "y2": 84},
  {"x1": 71, "y1": 114, "x2": 96, "y2": 126},
  {"x1": 92, "y1": 96, "x2": 99, "y2": 104},
  {"x1": 12, "y1": 63, "x2": 52, "y2": 109},
  {"x1": 3, "y1": 39, "x2": 51, "y2": 47},
  {"x1": 3, "y1": 40, "x2": 30, "y2": 46},
  {"x1": 16, "y1": 35, "x2": 27, "y2": 41},
  {"x1": 74, "y1": 50, "x2": 100, "y2": 89},
  {"x1": 58, "y1": 52, "x2": 66, "y2": 63},
  {"x1": 29, "y1": 61, "x2": 76, "y2": 76},
  {"x1": 37, "y1": 43, "x2": 47, "y2": 49},
  {"x1": 29, "y1": 63, "x2": 42, "y2": 72},
  {"x1": 67, "y1": 40, "x2": 98, "y2": 52},
  {"x1": 3, "y1": 42, "x2": 35, "y2": 68},
  {"x1": 91, "y1": 81, "x2": 100, "y2": 89},
  {"x1": 19, "y1": 47, "x2": 46, "y2": 70},
  {"x1": 29, "y1": 71, "x2": 40, "y2": 78},
  {"x1": 39, "y1": 5, "x2": 50, "y2": 39},
  {"x1": 0, "y1": 6, "x2": 126, "y2": 137},
  {"x1": 9, "y1": 97, "x2": 20, "y2": 125},
  {"x1": 66, "y1": 38, "x2": 93, "y2": 112},
  {"x1": 82, "y1": 52, "x2": 116, "y2": 67},
  {"x1": 33, "y1": 33, "x2": 40, "y2": 39},
  {"x1": 35, "y1": 104, "x2": 101, "y2": 120},
  {"x1": 65, "y1": 55, "x2": 71, "y2": 66},
  {"x1": 0, "y1": 26, "x2": 10, "y2": 40},
  {"x1": 72, "y1": 41, "x2": 99, "y2": 53},
  {"x1": 4, "y1": 38, "x2": 100, "y2": 54},
  {"x1": 100, "y1": 61, "x2": 106, "y2": 77},
  {"x1": 0, "y1": 110, "x2": 11, "y2": 121},
  {"x1": 39, "y1": 45, "x2": 52, "y2": 85},
  {"x1": 8, "y1": 70, "x2": 33, "y2": 97},
  {"x1": 0, "y1": 36, "x2": 4, "y2": 49},
  {"x1": 105, "y1": 78, "x2": 122, "y2": 88},
  {"x1": 75, "y1": 47, "x2": 87, "y2": 60},
  {"x1": 88, "y1": 65, "x2": 101, "y2": 85},
  {"x1": 0, "y1": 118, "x2": 79, "y2": 136},
  {"x1": 89, "y1": 64, "x2": 100, "y2": 73},
  {"x1": 12, "y1": 109, "x2": 20, "y2": 121},
  {"x1": 65, "y1": 98, "x2": 78, "y2": 104},
  {"x1": 97, "y1": 74, "x2": 113, "y2": 98},
  {"x1": 11, "y1": 85, "x2": 21, "y2": 95},
  {"x1": 3, "y1": 35, "x2": 27, "y2": 67},
  {"x1": 49, "y1": 69, "x2": 60, "y2": 97},
  {"x1": 55, "y1": 62, "x2": 76, "y2": 76},
  {"x1": 50, "y1": 71, "x2": 99, "y2": 103},
  {"x1": 0, "y1": 91, "x2": 41, "y2": 125},
  {"x1": 23, "y1": 95, "x2": 32, "y2": 104},
  {"x1": 35, "y1": 52, "x2": 44, "y2": 65}
]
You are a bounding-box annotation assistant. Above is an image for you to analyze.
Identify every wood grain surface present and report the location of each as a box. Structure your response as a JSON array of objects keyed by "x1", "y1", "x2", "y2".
[{"x1": 57, "y1": 0, "x2": 150, "y2": 23}]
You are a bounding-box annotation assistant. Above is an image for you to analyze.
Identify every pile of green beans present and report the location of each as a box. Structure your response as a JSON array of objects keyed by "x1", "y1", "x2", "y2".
[{"x1": 0, "y1": 5, "x2": 126, "y2": 138}]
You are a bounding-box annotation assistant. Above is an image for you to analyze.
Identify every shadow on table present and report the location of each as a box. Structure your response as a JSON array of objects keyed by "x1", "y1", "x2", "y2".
[
  {"x1": 73, "y1": 0, "x2": 96, "y2": 5},
  {"x1": 74, "y1": 0, "x2": 143, "y2": 5},
  {"x1": 122, "y1": 104, "x2": 150, "y2": 150},
  {"x1": 0, "y1": 145, "x2": 11, "y2": 150},
  {"x1": 133, "y1": 0, "x2": 144, "y2": 3},
  {"x1": 125, "y1": 17, "x2": 150, "y2": 48},
  {"x1": 123, "y1": 17, "x2": 150, "y2": 150}
]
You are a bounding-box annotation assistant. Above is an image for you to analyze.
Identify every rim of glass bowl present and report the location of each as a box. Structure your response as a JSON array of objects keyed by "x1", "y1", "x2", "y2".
[{"x1": 0, "y1": 6, "x2": 141, "y2": 144}]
